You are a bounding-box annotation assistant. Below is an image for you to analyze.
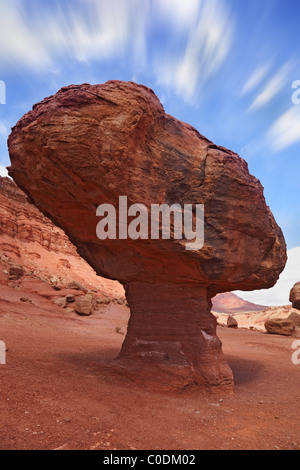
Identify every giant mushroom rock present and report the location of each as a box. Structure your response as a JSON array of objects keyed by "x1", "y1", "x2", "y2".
[{"x1": 8, "y1": 81, "x2": 287, "y2": 393}]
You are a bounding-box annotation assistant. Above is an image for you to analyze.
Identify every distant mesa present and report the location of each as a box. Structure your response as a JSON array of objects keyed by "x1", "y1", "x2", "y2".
[{"x1": 7, "y1": 81, "x2": 287, "y2": 392}]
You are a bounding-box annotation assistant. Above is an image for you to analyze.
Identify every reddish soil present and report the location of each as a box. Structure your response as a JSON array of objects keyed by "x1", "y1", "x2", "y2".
[{"x1": 0, "y1": 284, "x2": 299, "y2": 451}]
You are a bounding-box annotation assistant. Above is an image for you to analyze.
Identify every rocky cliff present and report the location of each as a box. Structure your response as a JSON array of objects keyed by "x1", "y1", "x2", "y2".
[{"x1": 0, "y1": 175, "x2": 124, "y2": 300}]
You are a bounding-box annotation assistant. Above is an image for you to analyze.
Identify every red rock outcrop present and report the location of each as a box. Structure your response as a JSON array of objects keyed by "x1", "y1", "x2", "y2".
[
  {"x1": 0, "y1": 176, "x2": 76, "y2": 256},
  {"x1": 290, "y1": 282, "x2": 300, "y2": 310},
  {"x1": 7, "y1": 81, "x2": 287, "y2": 392},
  {"x1": 0, "y1": 175, "x2": 124, "y2": 300}
]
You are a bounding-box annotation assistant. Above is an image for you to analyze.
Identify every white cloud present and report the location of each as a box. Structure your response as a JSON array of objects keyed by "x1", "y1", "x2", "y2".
[
  {"x1": 0, "y1": 0, "x2": 150, "y2": 70},
  {"x1": 248, "y1": 62, "x2": 291, "y2": 112},
  {"x1": 155, "y1": 0, "x2": 200, "y2": 29},
  {"x1": 0, "y1": 120, "x2": 8, "y2": 135},
  {"x1": 155, "y1": 0, "x2": 233, "y2": 100},
  {"x1": 235, "y1": 247, "x2": 300, "y2": 306},
  {"x1": 267, "y1": 105, "x2": 300, "y2": 152},
  {"x1": 0, "y1": 165, "x2": 8, "y2": 177},
  {"x1": 241, "y1": 63, "x2": 271, "y2": 95},
  {"x1": 0, "y1": 0, "x2": 233, "y2": 101},
  {"x1": 0, "y1": 0, "x2": 51, "y2": 70}
]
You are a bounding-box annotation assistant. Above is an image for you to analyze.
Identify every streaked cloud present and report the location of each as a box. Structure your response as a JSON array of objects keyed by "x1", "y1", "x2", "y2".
[
  {"x1": 241, "y1": 63, "x2": 271, "y2": 95},
  {"x1": 0, "y1": 0, "x2": 150, "y2": 70},
  {"x1": 155, "y1": 0, "x2": 234, "y2": 100},
  {"x1": 0, "y1": 0, "x2": 51, "y2": 70},
  {"x1": 0, "y1": 120, "x2": 8, "y2": 136},
  {"x1": 267, "y1": 105, "x2": 300, "y2": 152},
  {"x1": 0, "y1": 0, "x2": 234, "y2": 102},
  {"x1": 155, "y1": 0, "x2": 200, "y2": 29},
  {"x1": 248, "y1": 62, "x2": 291, "y2": 112}
]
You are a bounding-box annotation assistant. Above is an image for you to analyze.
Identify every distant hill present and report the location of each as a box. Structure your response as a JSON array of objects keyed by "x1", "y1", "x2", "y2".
[{"x1": 212, "y1": 292, "x2": 267, "y2": 314}]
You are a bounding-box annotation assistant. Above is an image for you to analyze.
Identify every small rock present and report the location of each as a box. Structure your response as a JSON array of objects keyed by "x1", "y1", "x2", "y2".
[
  {"x1": 9, "y1": 264, "x2": 24, "y2": 279},
  {"x1": 51, "y1": 283, "x2": 62, "y2": 291},
  {"x1": 288, "y1": 311, "x2": 300, "y2": 327},
  {"x1": 290, "y1": 282, "x2": 300, "y2": 310},
  {"x1": 96, "y1": 298, "x2": 110, "y2": 305},
  {"x1": 53, "y1": 297, "x2": 67, "y2": 308},
  {"x1": 67, "y1": 281, "x2": 87, "y2": 292},
  {"x1": 227, "y1": 315, "x2": 238, "y2": 328},
  {"x1": 75, "y1": 294, "x2": 95, "y2": 316},
  {"x1": 265, "y1": 318, "x2": 295, "y2": 336},
  {"x1": 20, "y1": 297, "x2": 32, "y2": 303}
]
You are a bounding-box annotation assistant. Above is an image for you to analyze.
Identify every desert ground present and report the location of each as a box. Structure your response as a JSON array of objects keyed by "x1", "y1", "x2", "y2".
[{"x1": 0, "y1": 282, "x2": 299, "y2": 451}]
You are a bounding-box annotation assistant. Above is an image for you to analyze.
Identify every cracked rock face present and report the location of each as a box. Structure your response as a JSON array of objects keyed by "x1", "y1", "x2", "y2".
[{"x1": 8, "y1": 81, "x2": 287, "y2": 392}]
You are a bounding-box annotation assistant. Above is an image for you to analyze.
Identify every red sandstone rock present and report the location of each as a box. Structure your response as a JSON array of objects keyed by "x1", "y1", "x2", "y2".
[
  {"x1": 227, "y1": 315, "x2": 238, "y2": 328},
  {"x1": 7, "y1": 81, "x2": 287, "y2": 392},
  {"x1": 0, "y1": 176, "x2": 76, "y2": 256},
  {"x1": 0, "y1": 176, "x2": 124, "y2": 301},
  {"x1": 289, "y1": 282, "x2": 300, "y2": 310},
  {"x1": 265, "y1": 318, "x2": 295, "y2": 336}
]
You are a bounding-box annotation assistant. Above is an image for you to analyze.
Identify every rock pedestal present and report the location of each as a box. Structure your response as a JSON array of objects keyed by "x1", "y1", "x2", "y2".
[
  {"x1": 118, "y1": 282, "x2": 233, "y2": 391},
  {"x1": 8, "y1": 80, "x2": 287, "y2": 393}
]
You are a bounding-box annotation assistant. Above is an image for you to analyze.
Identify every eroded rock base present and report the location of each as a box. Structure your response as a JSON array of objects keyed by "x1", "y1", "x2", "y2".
[{"x1": 115, "y1": 282, "x2": 234, "y2": 393}]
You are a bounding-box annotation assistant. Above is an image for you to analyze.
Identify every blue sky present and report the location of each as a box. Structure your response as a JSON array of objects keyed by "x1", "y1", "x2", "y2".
[{"x1": 0, "y1": 0, "x2": 299, "y2": 305}]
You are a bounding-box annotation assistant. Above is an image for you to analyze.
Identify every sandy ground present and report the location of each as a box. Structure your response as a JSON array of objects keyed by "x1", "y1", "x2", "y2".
[{"x1": 0, "y1": 285, "x2": 299, "y2": 451}]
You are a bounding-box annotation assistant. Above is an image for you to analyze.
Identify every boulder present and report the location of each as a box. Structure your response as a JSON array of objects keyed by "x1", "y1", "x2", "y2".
[
  {"x1": 8, "y1": 81, "x2": 287, "y2": 392},
  {"x1": 66, "y1": 281, "x2": 87, "y2": 292},
  {"x1": 9, "y1": 264, "x2": 24, "y2": 280},
  {"x1": 75, "y1": 294, "x2": 95, "y2": 316},
  {"x1": 288, "y1": 311, "x2": 300, "y2": 327},
  {"x1": 289, "y1": 282, "x2": 300, "y2": 310},
  {"x1": 227, "y1": 315, "x2": 238, "y2": 328},
  {"x1": 265, "y1": 319, "x2": 295, "y2": 336},
  {"x1": 53, "y1": 297, "x2": 67, "y2": 308}
]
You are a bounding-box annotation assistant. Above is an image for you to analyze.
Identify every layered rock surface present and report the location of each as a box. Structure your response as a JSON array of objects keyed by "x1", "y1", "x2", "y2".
[
  {"x1": 8, "y1": 80, "x2": 287, "y2": 392},
  {"x1": 0, "y1": 175, "x2": 124, "y2": 301}
]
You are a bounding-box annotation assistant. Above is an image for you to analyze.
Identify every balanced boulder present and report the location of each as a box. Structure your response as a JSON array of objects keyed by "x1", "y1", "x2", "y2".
[{"x1": 8, "y1": 81, "x2": 287, "y2": 392}]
